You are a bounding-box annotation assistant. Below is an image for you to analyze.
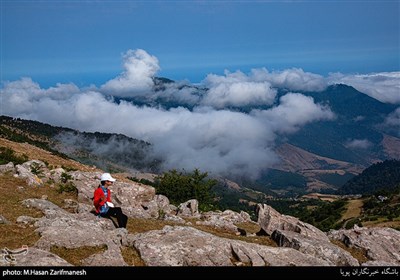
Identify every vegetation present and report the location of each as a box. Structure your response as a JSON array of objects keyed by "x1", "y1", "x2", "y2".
[
  {"x1": 361, "y1": 190, "x2": 400, "y2": 222},
  {"x1": 316, "y1": 172, "x2": 355, "y2": 188},
  {"x1": 50, "y1": 245, "x2": 107, "y2": 266},
  {"x1": 153, "y1": 168, "x2": 218, "y2": 212},
  {"x1": 57, "y1": 172, "x2": 78, "y2": 194},
  {"x1": 0, "y1": 173, "x2": 78, "y2": 249},
  {"x1": 252, "y1": 169, "x2": 308, "y2": 191},
  {"x1": 339, "y1": 159, "x2": 400, "y2": 194},
  {"x1": 0, "y1": 116, "x2": 71, "y2": 159},
  {"x1": 0, "y1": 146, "x2": 28, "y2": 165},
  {"x1": 127, "y1": 176, "x2": 154, "y2": 186}
]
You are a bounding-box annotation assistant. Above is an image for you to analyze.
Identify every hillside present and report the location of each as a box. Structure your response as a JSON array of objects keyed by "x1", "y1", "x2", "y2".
[
  {"x1": 1, "y1": 139, "x2": 399, "y2": 267},
  {"x1": 0, "y1": 115, "x2": 160, "y2": 173},
  {"x1": 338, "y1": 159, "x2": 400, "y2": 195}
]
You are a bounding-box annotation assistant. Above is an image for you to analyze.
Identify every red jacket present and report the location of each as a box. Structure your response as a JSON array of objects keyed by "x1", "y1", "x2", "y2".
[{"x1": 93, "y1": 185, "x2": 111, "y2": 214}]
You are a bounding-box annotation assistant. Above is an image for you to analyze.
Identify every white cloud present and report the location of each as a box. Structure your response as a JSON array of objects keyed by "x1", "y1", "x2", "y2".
[
  {"x1": 251, "y1": 93, "x2": 336, "y2": 134},
  {"x1": 202, "y1": 70, "x2": 276, "y2": 108},
  {"x1": 384, "y1": 107, "x2": 400, "y2": 136},
  {"x1": 344, "y1": 139, "x2": 373, "y2": 149},
  {"x1": 0, "y1": 78, "x2": 336, "y2": 179},
  {"x1": 9, "y1": 49, "x2": 400, "y2": 180},
  {"x1": 250, "y1": 67, "x2": 327, "y2": 92},
  {"x1": 328, "y1": 72, "x2": 400, "y2": 104},
  {"x1": 100, "y1": 49, "x2": 160, "y2": 97}
]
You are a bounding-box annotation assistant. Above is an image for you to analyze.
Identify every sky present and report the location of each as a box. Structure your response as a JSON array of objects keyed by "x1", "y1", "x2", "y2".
[
  {"x1": 0, "y1": 0, "x2": 399, "y2": 179},
  {"x1": 1, "y1": 0, "x2": 399, "y2": 86}
]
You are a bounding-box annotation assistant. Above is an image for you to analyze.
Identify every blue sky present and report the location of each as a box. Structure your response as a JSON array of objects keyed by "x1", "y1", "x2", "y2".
[
  {"x1": 1, "y1": 0, "x2": 400, "y2": 178},
  {"x1": 1, "y1": 0, "x2": 399, "y2": 87}
]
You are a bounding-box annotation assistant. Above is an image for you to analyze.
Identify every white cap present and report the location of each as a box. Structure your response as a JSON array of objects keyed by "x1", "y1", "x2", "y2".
[{"x1": 100, "y1": 173, "x2": 116, "y2": 182}]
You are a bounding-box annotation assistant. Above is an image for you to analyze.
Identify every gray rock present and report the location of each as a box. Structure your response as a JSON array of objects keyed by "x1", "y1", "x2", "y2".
[
  {"x1": 177, "y1": 199, "x2": 200, "y2": 218},
  {"x1": 272, "y1": 229, "x2": 359, "y2": 266},
  {"x1": 328, "y1": 226, "x2": 400, "y2": 265},
  {"x1": 0, "y1": 247, "x2": 71, "y2": 266},
  {"x1": 131, "y1": 225, "x2": 330, "y2": 266},
  {"x1": 0, "y1": 162, "x2": 15, "y2": 174},
  {"x1": 257, "y1": 203, "x2": 329, "y2": 241}
]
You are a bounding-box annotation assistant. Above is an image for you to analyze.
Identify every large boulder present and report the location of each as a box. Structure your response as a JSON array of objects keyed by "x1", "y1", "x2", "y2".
[{"x1": 256, "y1": 203, "x2": 329, "y2": 242}]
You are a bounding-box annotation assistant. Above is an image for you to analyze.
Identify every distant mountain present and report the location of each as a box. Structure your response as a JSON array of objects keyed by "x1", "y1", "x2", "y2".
[
  {"x1": 267, "y1": 84, "x2": 400, "y2": 194},
  {"x1": 285, "y1": 84, "x2": 398, "y2": 164},
  {"x1": 1, "y1": 81, "x2": 399, "y2": 196},
  {"x1": 0, "y1": 115, "x2": 161, "y2": 173},
  {"x1": 115, "y1": 80, "x2": 399, "y2": 181},
  {"x1": 338, "y1": 159, "x2": 400, "y2": 195}
]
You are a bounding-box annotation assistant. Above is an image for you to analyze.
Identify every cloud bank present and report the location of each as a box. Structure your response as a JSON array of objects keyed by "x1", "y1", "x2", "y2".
[
  {"x1": 1, "y1": 49, "x2": 398, "y2": 179},
  {"x1": 328, "y1": 72, "x2": 400, "y2": 104}
]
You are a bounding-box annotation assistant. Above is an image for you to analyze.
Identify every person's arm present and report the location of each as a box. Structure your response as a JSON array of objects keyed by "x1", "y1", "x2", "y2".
[
  {"x1": 107, "y1": 189, "x2": 112, "y2": 203},
  {"x1": 93, "y1": 188, "x2": 106, "y2": 206}
]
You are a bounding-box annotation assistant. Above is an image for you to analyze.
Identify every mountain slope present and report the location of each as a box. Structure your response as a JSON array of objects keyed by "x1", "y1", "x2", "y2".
[
  {"x1": 338, "y1": 159, "x2": 400, "y2": 195},
  {"x1": 0, "y1": 115, "x2": 160, "y2": 173}
]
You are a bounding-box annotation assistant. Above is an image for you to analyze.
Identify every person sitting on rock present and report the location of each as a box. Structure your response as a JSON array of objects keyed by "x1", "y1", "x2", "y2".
[{"x1": 93, "y1": 173, "x2": 128, "y2": 228}]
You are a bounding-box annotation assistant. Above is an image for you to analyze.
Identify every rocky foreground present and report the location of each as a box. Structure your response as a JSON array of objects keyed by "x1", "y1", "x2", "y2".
[{"x1": 0, "y1": 160, "x2": 399, "y2": 266}]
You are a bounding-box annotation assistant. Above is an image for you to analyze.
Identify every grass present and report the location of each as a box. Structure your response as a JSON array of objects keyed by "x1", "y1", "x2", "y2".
[
  {"x1": 330, "y1": 239, "x2": 369, "y2": 264},
  {"x1": 121, "y1": 246, "x2": 146, "y2": 266},
  {"x1": 50, "y1": 245, "x2": 108, "y2": 266},
  {"x1": 0, "y1": 172, "x2": 78, "y2": 249},
  {"x1": 341, "y1": 199, "x2": 363, "y2": 221}
]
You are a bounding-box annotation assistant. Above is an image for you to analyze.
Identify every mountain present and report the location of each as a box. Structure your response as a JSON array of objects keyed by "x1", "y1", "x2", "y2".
[
  {"x1": 1, "y1": 82, "x2": 399, "y2": 196},
  {"x1": 265, "y1": 85, "x2": 399, "y2": 193},
  {"x1": 0, "y1": 115, "x2": 161, "y2": 173},
  {"x1": 111, "y1": 81, "x2": 400, "y2": 194},
  {"x1": 284, "y1": 84, "x2": 398, "y2": 165},
  {"x1": 338, "y1": 159, "x2": 400, "y2": 195},
  {"x1": 1, "y1": 116, "x2": 400, "y2": 236}
]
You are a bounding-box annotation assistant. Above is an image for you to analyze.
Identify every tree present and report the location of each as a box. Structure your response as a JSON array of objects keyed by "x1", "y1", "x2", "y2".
[{"x1": 154, "y1": 168, "x2": 218, "y2": 211}]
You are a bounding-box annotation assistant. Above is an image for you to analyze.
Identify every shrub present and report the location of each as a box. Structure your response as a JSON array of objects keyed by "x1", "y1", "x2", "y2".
[{"x1": 0, "y1": 147, "x2": 28, "y2": 165}]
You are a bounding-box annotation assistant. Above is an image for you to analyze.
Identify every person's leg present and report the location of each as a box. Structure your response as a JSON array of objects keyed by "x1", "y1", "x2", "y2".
[
  {"x1": 120, "y1": 211, "x2": 128, "y2": 228},
  {"x1": 100, "y1": 212, "x2": 118, "y2": 228},
  {"x1": 108, "y1": 207, "x2": 127, "y2": 228}
]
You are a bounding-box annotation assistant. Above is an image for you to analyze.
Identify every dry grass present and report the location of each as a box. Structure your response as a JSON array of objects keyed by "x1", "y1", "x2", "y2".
[
  {"x1": 341, "y1": 199, "x2": 363, "y2": 221},
  {"x1": 0, "y1": 137, "x2": 99, "y2": 172},
  {"x1": 126, "y1": 217, "x2": 177, "y2": 234},
  {"x1": 0, "y1": 172, "x2": 78, "y2": 249},
  {"x1": 121, "y1": 246, "x2": 146, "y2": 266},
  {"x1": 362, "y1": 219, "x2": 400, "y2": 228},
  {"x1": 330, "y1": 239, "x2": 369, "y2": 264},
  {"x1": 50, "y1": 245, "x2": 107, "y2": 266},
  {"x1": 193, "y1": 223, "x2": 276, "y2": 247}
]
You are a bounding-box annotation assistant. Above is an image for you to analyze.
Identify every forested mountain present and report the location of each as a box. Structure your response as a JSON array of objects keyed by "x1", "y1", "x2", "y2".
[
  {"x1": 0, "y1": 115, "x2": 160, "y2": 173},
  {"x1": 338, "y1": 159, "x2": 400, "y2": 195}
]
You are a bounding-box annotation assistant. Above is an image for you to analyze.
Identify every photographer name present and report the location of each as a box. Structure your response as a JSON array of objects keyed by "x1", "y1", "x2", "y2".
[{"x1": 2, "y1": 269, "x2": 87, "y2": 276}]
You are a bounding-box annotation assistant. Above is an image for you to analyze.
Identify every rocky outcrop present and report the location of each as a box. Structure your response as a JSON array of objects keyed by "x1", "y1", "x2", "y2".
[
  {"x1": 272, "y1": 229, "x2": 359, "y2": 266},
  {"x1": 1, "y1": 247, "x2": 72, "y2": 266},
  {"x1": 257, "y1": 203, "x2": 329, "y2": 241},
  {"x1": 1, "y1": 160, "x2": 400, "y2": 267},
  {"x1": 328, "y1": 225, "x2": 400, "y2": 266},
  {"x1": 130, "y1": 225, "x2": 331, "y2": 266},
  {"x1": 0, "y1": 162, "x2": 15, "y2": 174},
  {"x1": 20, "y1": 198, "x2": 129, "y2": 266},
  {"x1": 196, "y1": 210, "x2": 255, "y2": 234},
  {"x1": 177, "y1": 199, "x2": 200, "y2": 218}
]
